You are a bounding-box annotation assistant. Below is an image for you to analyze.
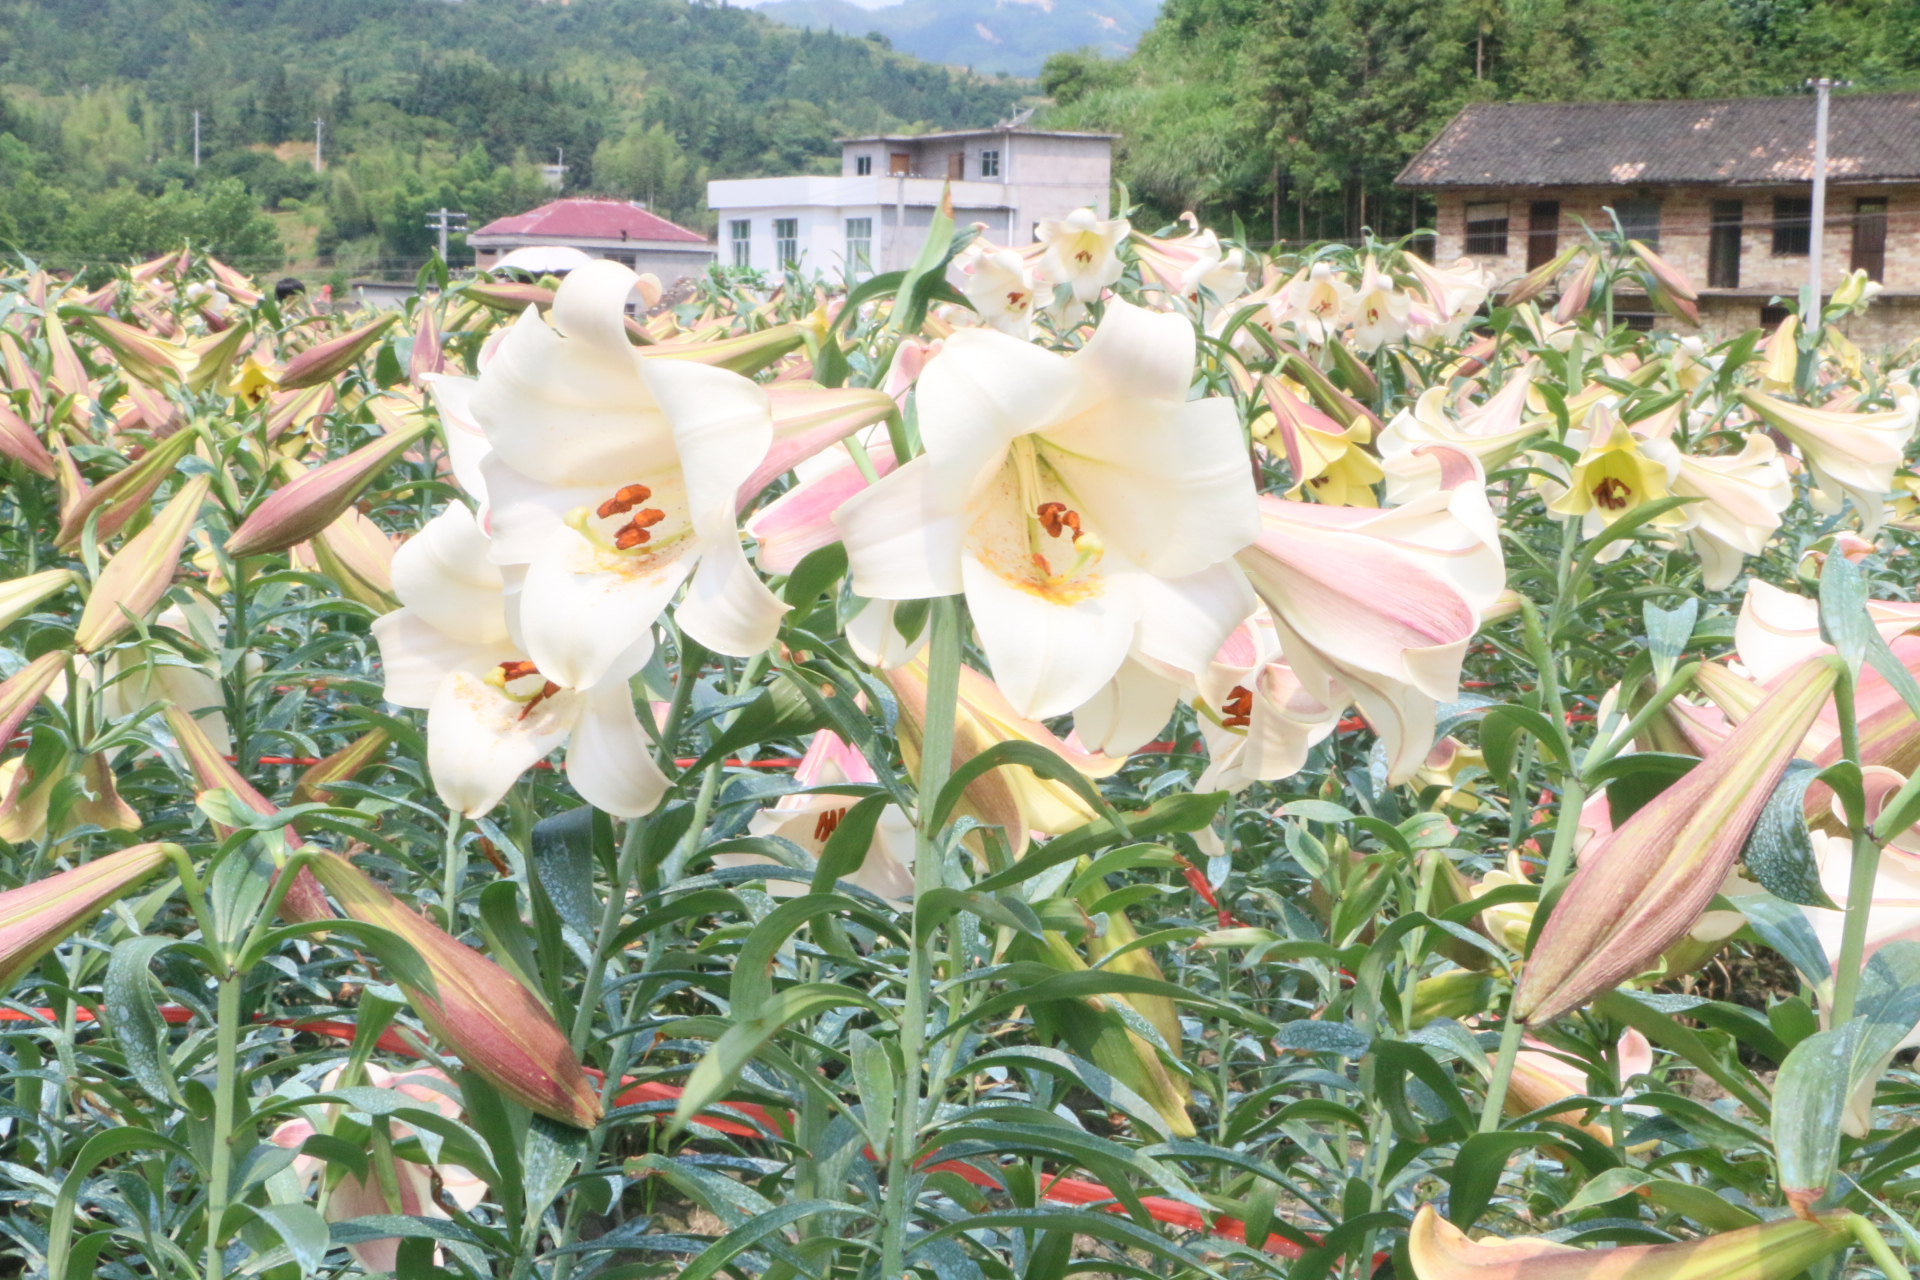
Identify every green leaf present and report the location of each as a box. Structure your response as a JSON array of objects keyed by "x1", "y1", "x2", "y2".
[
  {"x1": 684, "y1": 672, "x2": 830, "y2": 775},
  {"x1": 1595, "y1": 751, "x2": 1699, "y2": 825},
  {"x1": 250, "y1": 1203, "x2": 331, "y2": 1277},
  {"x1": 530, "y1": 806, "x2": 602, "y2": 937},
  {"x1": 673, "y1": 1201, "x2": 869, "y2": 1280},
  {"x1": 104, "y1": 936, "x2": 189, "y2": 1105},
  {"x1": 1773, "y1": 1020, "x2": 1860, "y2": 1202},
  {"x1": 673, "y1": 983, "x2": 887, "y2": 1132},
  {"x1": 1480, "y1": 704, "x2": 1569, "y2": 783},
  {"x1": 1741, "y1": 760, "x2": 1841, "y2": 909},
  {"x1": 780, "y1": 542, "x2": 847, "y2": 607},
  {"x1": 1567, "y1": 495, "x2": 1699, "y2": 587},
  {"x1": 1736, "y1": 893, "x2": 1834, "y2": 984},
  {"x1": 1818, "y1": 553, "x2": 1871, "y2": 679},
  {"x1": 812, "y1": 794, "x2": 892, "y2": 894},
  {"x1": 932, "y1": 739, "x2": 1125, "y2": 838},
  {"x1": 971, "y1": 792, "x2": 1226, "y2": 896},
  {"x1": 848, "y1": 1029, "x2": 896, "y2": 1154},
  {"x1": 1643, "y1": 597, "x2": 1700, "y2": 689}
]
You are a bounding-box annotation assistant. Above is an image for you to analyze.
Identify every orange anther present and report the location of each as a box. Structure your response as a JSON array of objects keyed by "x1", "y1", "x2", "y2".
[
  {"x1": 1592, "y1": 477, "x2": 1632, "y2": 510},
  {"x1": 596, "y1": 483, "x2": 655, "y2": 519},
  {"x1": 814, "y1": 807, "x2": 848, "y2": 842},
  {"x1": 1222, "y1": 685, "x2": 1253, "y2": 729},
  {"x1": 498, "y1": 660, "x2": 541, "y2": 683},
  {"x1": 518, "y1": 680, "x2": 562, "y2": 721},
  {"x1": 1036, "y1": 501, "x2": 1083, "y2": 542}
]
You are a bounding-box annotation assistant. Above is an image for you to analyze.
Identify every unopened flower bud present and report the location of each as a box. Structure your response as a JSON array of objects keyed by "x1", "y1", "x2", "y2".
[
  {"x1": 225, "y1": 420, "x2": 430, "y2": 559},
  {"x1": 74, "y1": 475, "x2": 211, "y2": 653},
  {"x1": 275, "y1": 314, "x2": 399, "y2": 391},
  {"x1": 0, "y1": 842, "x2": 178, "y2": 988}
]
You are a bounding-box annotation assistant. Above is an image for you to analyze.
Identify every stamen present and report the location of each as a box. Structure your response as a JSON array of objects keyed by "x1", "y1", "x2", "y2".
[
  {"x1": 1592, "y1": 477, "x2": 1632, "y2": 510},
  {"x1": 613, "y1": 508, "x2": 666, "y2": 549},
  {"x1": 1036, "y1": 501, "x2": 1084, "y2": 542},
  {"x1": 1222, "y1": 686, "x2": 1253, "y2": 729},
  {"x1": 1007, "y1": 290, "x2": 1028, "y2": 309},
  {"x1": 596, "y1": 483, "x2": 654, "y2": 519},
  {"x1": 814, "y1": 807, "x2": 848, "y2": 842},
  {"x1": 497, "y1": 660, "x2": 540, "y2": 683},
  {"x1": 519, "y1": 681, "x2": 561, "y2": 721}
]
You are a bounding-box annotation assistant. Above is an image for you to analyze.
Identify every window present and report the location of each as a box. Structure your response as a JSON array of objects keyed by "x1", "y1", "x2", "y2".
[
  {"x1": 981, "y1": 149, "x2": 1000, "y2": 178},
  {"x1": 947, "y1": 152, "x2": 965, "y2": 181},
  {"x1": 729, "y1": 220, "x2": 751, "y2": 268},
  {"x1": 1526, "y1": 200, "x2": 1559, "y2": 271},
  {"x1": 1614, "y1": 198, "x2": 1662, "y2": 249},
  {"x1": 1760, "y1": 303, "x2": 1792, "y2": 328},
  {"x1": 1709, "y1": 200, "x2": 1742, "y2": 288},
  {"x1": 1853, "y1": 198, "x2": 1888, "y2": 281},
  {"x1": 774, "y1": 217, "x2": 799, "y2": 268},
  {"x1": 1773, "y1": 196, "x2": 1812, "y2": 255},
  {"x1": 855, "y1": 154, "x2": 872, "y2": 176},
  {"x1": 846, "y1": 217, "x2": 872, "y2": 273},
  {"x1": 888, "y1": 152, "x2": 911, "y2": 176},
  {"x1": 1463, "y1": 201, "x2": 1508, "y2": 256}
]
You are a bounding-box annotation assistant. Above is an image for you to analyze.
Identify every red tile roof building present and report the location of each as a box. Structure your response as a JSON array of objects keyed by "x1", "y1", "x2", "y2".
[{"x1": 468, "y1": 198, "x2": 715, "y2": 282}]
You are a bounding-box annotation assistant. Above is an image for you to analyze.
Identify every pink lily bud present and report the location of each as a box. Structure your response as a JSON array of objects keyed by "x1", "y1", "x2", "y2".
[
  {"x1": 465, "y1": 281, "x2": 554, "y2": 313},
  {"x1": 225, "y1": 420, "x2": 430, "y2": 560},
  {"x1": 74, "y1": 474, "x2": 211, "y2": 653},
  {"x1": 1515, "y1": 656, "x2": 1839, "y2": 1025},
  {"x1": 1, "y1": 332, "x2": 46, "y2": 421},
  {"x1": 1552, "y1": 253, "x2": 1601, "y2": 323},
  {"x1": 1409, "y1": 1203, "x2": 1857, "y2": 1280},
  {"x1": 0, "y1": 401, "x2": 53, "y2": 478},
  {"x1": 307, "y1": 852, "x2": 604, "y2": 1128},
  {"x1": 42, "y1": 309, "x2": 92, "y2": 404},
  {"x1": 205, "y1": 257, "x2": 264, "y2": 305},
  {"x1": 275, "y1": 314, "x2": 399, "y2": 391},
  {"x1": 163, "y1": 704, "x2": 333, "y2": 925},
  {"x1": 1501, "y1": 245, "x2": 1582, "y2": 306},
  {"x1": 56, "y1": 428, "x2": 201, "y2": 550},
  {"x1": 1629, "y1": 239, "x2": 1699, "y2": 302},
  {"x1": 294, "y1": 728, "x2": 391, "y2": 805},
  {"x1": 304, "y1": 507, "x2": 400, "y2": 612},
  {"x1": 264, "y1": 385, "x2": 335, "y2": 443},
  {"x1": 0, "y1": 842, "x2": 179, "y2": 988},
  {"x1": 738, "y1": 384, "x2": 897, "y2": 508},
  {"x1": 0, "y1": 651, "x2": 70, "y2": 747},
  {"x1": 82, "y1": 315, "x2": 183, "y2": 389},
  {"x1": 408, "y1": 304, "x2": 444, "y2": 384},
  {"x1": 130, "y1": 250, "x2": 185, "y2": 283},
  {"x1": 0, "y1": 570, "x2": 76, "y2": 634},
  {"x1": 183, "y1": 324, "x2": 251, "y2": 396}
]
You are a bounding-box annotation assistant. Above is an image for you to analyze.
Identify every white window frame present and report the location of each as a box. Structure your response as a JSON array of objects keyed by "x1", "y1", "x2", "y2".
[
  {"x1": 846, "y1": 216, "x2": 872, "y2": 273},
  {"x1": 774, "y1": 217, "x2": 799, "y2": 268},
  {"x1": 729, "y1": 219, "x2": 751, "y2": 268}
]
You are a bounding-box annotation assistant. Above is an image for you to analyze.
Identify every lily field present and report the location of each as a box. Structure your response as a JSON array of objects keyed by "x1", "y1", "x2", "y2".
[{"x1": 2, "y1": 200, "x2": 1920, "y2": 1280}]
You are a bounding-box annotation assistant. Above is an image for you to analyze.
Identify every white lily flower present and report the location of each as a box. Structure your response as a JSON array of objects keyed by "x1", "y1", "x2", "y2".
[
  {"x1": 1735, "y1": 577, "x2": 1920, "y2": 685},
  {"x1": 1034, "y1": 207, "x2": 1130, "y2": 304},
  {"x1": 1648, "y1": 431, "x2": 1792, "y2": 590},
  {"x1": 835, "y1": 298, "x2": 1260, "y2": 720},
  {"x1": 954, "y1": 242, "x2": 1038, "y2": 338},
  {"x1": 470, "y1": 259, "x2": 787, "y2": 693},
  {"x1": 1741, "y1": 385, "x2": 1920, "y2": 534},
  {"x1": 422, "y1": 372, "x2": 491, "y2": 509},
  {"x1": 370, "y1": 504, "x2": 668, "y2": 818},
  {"x1": 1348, "y1": 257, "x2": 1412, "y2": 353},
  {"x1": 712, "y1": 731, "x2": 915, "y2": 901},
  {"x1": 1194, "y1": 608, "x2": 1343, "y2": 792},
  {"x1": 1380, "y1": 367, "x2": 1540, "y2": 503},
  {"x1": 1235, "y1": 446, "x2": 1506, "y2": 782},
  {"x1": 1272, "y1": 263, "x2": 1354, "y2": 346}
]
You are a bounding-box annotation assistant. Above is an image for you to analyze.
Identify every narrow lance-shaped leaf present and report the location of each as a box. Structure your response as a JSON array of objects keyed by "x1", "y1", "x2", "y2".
[
  {"x1": 308, "y1": 852, "x2": 603, "y2": 1128},
  {"x1": 1516, "y1": 656, "x2": 1839, "y2": 1024},
  {"x1": 74, "y1": 474, "x2": 211, "y2": 653}
]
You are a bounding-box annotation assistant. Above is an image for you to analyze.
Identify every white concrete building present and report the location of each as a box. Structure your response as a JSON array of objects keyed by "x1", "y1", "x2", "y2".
[{"x1": 707, "y1": 127, "x2": 1116, "y2": 278}]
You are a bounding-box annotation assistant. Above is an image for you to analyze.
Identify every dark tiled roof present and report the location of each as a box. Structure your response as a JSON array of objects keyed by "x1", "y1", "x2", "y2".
[
  {"x1": 471, "y1": 199, "x2": 708, "y2": 244},
  {"x1": 1396, "y1": 93, "x2": 1920, "y2": 188}
]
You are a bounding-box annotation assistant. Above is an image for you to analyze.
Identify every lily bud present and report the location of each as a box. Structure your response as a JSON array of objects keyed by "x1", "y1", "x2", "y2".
[
  {"x1": 1515, "y1": 657, "x2": 1838, "y2": 1025},
  {"x1": 305, "y1": 507, "x2": 400, "y2": 611},
  {"x1": 1761, "y1": 313, "x2": 1799, "y2": 389},
  {"x1": 1552, "y1": 253, "x2": 1600, "y2": 324},
  {"x1": 184, "y1": 324, "x2": 250, "y2": 396},
  {"x1": 205, "y1": 257, "x2": 264, "y2": 305},
  {"x1": 275, "y1": 314, "x2": 399, "y2": 391},
  {"x1": 74, "y1": 474, "x2": 211, "y2": 653},
  {"x1": 163, "y1": 704, "x2": 332, "y2": 924},
  {"x1": 1408, "y1": 1204, "x2": 1856, "y2": 1280},
  {"x1": 43, "y1": 309, "x2": 92, "y2": 404},
  {"x1": 225, "y1": 420, "x2": 430, "y2": 559},
  {"x1": 0, "y1": 570, "x2": 76, "y2": 632},
  {"x1": 1500, "y1": 1029, "x2": 1651, "y2": 1143},
  {"x1": 0, "y1": 842, "x2": 177, "y2": 988},
  {"x1": 56, "y1": 427, "x2": 200, "y2": 550},
  {"x1": 0, "y1": 651, "x2": 70, "y2": 746},
  {"x1": 0, "y1": 401, "x2": 55, "y2": 478},
  {"x1": 130, "y1": 249, "x2": 184, "y2": 283},
  {"x1": 1629, "y1": 239, "x2": 1699, "y2": 301},
  {"x1": 409, "y1": 304, "x2": 444, "y2": 385},
  {"x1": 83, "y1": 315, "x2": 184, "y2": 389},
  {"x1": 641, "y1": 322, "x2": 808, "y2": 378},
  {"x1": 1502, "y1": 245, "x2": 1581, "y2": 306},
  {"x1": 307, "y1": 852, "x2": 603, "y2": 1128},
  {"x1": 294, "y1": 728, "x2": 391, "y2": 805},
  {"x1": 739, "y1": 384, "x2": 897, "y2": 507}
]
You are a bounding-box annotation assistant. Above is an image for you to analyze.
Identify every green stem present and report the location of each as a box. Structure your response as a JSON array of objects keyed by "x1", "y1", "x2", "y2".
[
  {"x1": 440, "y1": 810, "x2": 465, "y2": 929},
  {"x1": 1478, "y1": 1011, "x2": 1526, "y2": 1134},
  {"x1": 1830, "y1": 668, "x2": 1876, "y2": 1025},
  {"x1": 204, "y1": 973, "x2": 242, "y2": 1280},
  {"x1": 881, "y1": 595, "x2": 959, "y2": 1280}
]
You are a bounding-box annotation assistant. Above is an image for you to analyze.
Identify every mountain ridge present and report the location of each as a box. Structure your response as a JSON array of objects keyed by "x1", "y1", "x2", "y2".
[{"x1": 745, "y1": 0, "x2": 1157, "y2": 77}]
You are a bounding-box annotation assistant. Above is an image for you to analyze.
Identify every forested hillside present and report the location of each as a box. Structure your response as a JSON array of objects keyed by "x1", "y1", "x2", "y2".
[
  {"x1": 1042, "y1": 0, "x2": 1920, "y2": 239},
  {"x1": 749, "y1": 0, "x2": 1160, "y2": 77},
  {"x1": 0, "y1": 0, "x2": 1025, "y2": 271}
]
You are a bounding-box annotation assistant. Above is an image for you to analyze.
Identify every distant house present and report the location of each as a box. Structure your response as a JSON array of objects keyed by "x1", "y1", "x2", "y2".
[
  {"x1": 1395, "y1": 93, "x2": 1920, "y2": 346},
  {"x1": 467, "y1": 199, "x2": 716, "y2": 283},
  {"x1": 707, "y1": 127, "x2": 1116, "y2": 278}
]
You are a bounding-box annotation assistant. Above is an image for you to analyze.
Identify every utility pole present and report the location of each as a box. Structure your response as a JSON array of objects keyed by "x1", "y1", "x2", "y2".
[
  {"x1": 314, "y1": 118, "x2": 324, "y2": 174},
  {"x1": 1808, "y1": 78, "x2": 1835, "y2": 307},
  {"x1": 192, "y1": 110, "x2": 200, "y2": 168},
  {"x1": 425, "y1": 208, "x2": 468, "y2": 264}
]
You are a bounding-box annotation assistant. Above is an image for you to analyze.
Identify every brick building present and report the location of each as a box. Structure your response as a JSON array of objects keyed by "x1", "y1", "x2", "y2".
[{"x1": 1395, "y1": 93, "x2": 1920, "y2": 349}]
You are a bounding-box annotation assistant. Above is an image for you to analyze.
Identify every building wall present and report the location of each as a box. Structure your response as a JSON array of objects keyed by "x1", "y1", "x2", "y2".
[
  {"x1": 1425, "y1": 183, "x2": 1920, "y2": 347},
  {"x1": 471, "y1": 239, "x2": 715, "y2": 283}
]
